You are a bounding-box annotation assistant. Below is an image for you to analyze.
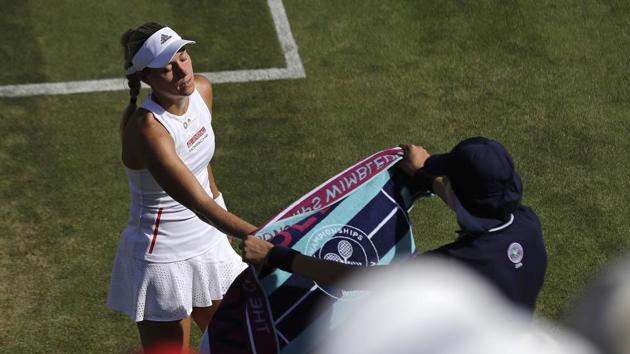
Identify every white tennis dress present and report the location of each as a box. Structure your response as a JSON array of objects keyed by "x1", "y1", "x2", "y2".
[{"x1": 107, "y1": 89, "x2": 247, "y2": 322}]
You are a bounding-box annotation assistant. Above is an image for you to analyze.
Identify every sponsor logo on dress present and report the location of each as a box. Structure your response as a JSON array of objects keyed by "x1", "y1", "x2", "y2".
[
  {"x1": 182, "y1": 112, "x2": 198, "y2": 129},
  {"x1": 507, "y1": 242, "x2": 524, "y2": 269},
  {"x1": 187, "y1": 126, "x2": 207, "y2": 151},
  {"x1": 306, "y1": 224, "x2": 379, "y2": 300}
]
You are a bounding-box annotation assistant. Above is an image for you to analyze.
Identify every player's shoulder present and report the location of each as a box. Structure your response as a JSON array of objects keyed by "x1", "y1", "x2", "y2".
[
  {"x1": 122, "y1": 107, "x2": 172, "y2": 166},
  {"x1": 129, "y1": 108, "x2": 169, "y2": 140},
  {"x1": 194, "y1": 75, "x2": 213, "y2": 97},
  {"x1": 194, "y1": 74, "x2": 213, "y2": 111},
  {"x1": 134, "y1": 107, "x2": 157, "y2": 126},
  {"x1": 194, "y1": 73, "x2": 212, "y2": 86}
]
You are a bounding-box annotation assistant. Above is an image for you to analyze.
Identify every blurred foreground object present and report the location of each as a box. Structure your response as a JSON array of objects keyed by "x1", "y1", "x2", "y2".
[
  {"x1": 320, "y1": 258, "x2": 598, "y2": 354},
  {"x1": 203, "y1": 148, "x2": 423, "y2": 353},
  {"x1": 566, "y1": 256, "x2": 630, "y2": 354}
]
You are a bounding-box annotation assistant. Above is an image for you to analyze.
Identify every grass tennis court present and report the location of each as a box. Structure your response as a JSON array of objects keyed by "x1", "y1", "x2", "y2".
[{"x1": 1, "y1": 0, "x2": 629, "y2": 352}]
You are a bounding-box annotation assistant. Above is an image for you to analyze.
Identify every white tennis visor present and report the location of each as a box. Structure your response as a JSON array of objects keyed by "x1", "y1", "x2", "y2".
[{"x1": 127, "y1": 27, "x2": 195, "y2": 75}]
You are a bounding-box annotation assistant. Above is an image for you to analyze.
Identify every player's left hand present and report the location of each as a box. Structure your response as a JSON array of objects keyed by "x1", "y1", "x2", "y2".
[{"x1": 241, "y1": 235, "x2": 274, "y2": 265}]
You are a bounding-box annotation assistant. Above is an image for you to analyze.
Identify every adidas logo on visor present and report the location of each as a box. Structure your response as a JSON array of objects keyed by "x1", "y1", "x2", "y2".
[{"x1": 161, "y1": 34, "x2": 172, "y2": 44}]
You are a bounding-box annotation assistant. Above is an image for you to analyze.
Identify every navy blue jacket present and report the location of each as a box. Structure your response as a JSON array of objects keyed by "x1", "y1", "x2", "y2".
[{"x1": 428, "y1": 205, "x2": 547, "y2": 312}]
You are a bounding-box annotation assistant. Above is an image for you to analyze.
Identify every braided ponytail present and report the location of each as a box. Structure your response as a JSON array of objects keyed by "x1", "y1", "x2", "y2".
[
  {"x1": 121, "y1": 73, "x2": 142, "y2": 131},
  {"x1": 120, "y1": 22, "x2": 165, "y2": 132}
]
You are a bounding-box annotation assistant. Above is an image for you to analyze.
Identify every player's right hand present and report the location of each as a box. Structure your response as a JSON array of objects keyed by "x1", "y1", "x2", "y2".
[{"x1": 241, "y1": 235, "x2": 274, "y2": 265}]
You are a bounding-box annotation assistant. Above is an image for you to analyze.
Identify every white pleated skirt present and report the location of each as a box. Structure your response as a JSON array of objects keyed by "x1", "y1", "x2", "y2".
[{"x1": 107, "y1": 236, "x2": 247, "y2": 322}]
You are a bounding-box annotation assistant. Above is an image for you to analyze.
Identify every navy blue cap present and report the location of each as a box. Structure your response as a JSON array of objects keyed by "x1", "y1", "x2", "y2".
[{"x1": 422, "y1": 137, "x2": 523, "y2": 233}]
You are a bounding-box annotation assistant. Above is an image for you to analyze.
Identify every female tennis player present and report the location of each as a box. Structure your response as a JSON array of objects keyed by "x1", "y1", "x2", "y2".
[{"x1": 107, "y1": 22, "x2": 256, "y2": 352}]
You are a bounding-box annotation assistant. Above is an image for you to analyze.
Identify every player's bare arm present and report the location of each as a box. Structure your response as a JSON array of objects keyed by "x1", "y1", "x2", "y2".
[{"x1": 135, "y1": 113, "x2": 256, "y2": 238}]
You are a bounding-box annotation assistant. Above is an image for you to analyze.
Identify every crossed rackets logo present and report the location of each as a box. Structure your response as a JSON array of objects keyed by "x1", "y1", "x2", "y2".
[
  {"x1": 306, "y1": 224, "x2": 379, "y2": 300},
  {"x1": 323, "y1": 240, "x2": 363, "y2": 266}
]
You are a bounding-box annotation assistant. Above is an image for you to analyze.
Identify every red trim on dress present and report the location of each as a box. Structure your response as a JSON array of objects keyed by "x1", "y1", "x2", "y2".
[{"x1": 148, "y1": 208, "x2": 164, "y2": 254}]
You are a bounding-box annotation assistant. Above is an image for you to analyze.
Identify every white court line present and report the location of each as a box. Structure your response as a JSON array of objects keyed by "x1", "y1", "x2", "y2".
[{"x1": 0, "y1": 0, "x2": 305, "y2": 97}]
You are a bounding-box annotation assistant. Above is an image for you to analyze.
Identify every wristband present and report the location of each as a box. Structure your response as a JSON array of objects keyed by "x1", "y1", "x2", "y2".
[
  {"x1": 267, "y1": 246, "x2": 300, "y2": 273},
  {"x1": 213, "y1": 192, "x2": 227, "y2": 211}
]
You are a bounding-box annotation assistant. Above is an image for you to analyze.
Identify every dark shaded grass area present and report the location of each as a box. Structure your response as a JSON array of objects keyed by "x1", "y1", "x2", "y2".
[
  {"x1": 0, "y1": 94, "x2": 135, "y2": 352},
  {"x1": 2, "y1": 0, "x2": 284, "y2": 85},
  {"x1": 2, "y1": 2, "x2": 47, "y2": 84}
]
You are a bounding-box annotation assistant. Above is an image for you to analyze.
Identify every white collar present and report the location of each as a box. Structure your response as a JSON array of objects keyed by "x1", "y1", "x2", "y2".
[{"x1": 488, "y1": 213, "x2": 514, "y2": 233}]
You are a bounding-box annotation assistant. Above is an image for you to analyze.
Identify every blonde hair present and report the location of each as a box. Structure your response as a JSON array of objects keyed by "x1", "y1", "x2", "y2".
[{"x1": 120, "y1": 22, "x2": 165, "y2": 131}]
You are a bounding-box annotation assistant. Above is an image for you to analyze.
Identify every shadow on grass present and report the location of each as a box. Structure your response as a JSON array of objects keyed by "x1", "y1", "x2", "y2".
[{"x1": 1, "y1": 3, "x2": 47, "y2": 85}]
